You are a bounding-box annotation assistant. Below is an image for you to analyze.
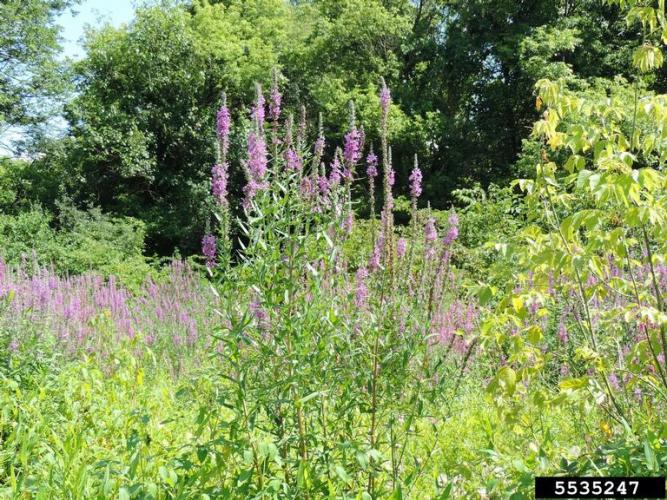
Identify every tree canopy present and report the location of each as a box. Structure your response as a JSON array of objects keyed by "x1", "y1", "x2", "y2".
[
  {"x1": 0, "y1": 0, "x2": 76, "y2": 152},
  {"x1": 6, "y1": 0, "x2": 664, "y2": 256}
]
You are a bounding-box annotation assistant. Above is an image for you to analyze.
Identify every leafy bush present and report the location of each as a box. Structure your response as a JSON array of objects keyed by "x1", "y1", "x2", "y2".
[
  {"x1": 54, "y1": 205, "x2": 153, "y2": 289},
  {"x1": 0, "y1": 205, "x2": 153, "y2": 289},
  {"x1": 0, "y1": 207, "x2": 58, "y2": 263}
]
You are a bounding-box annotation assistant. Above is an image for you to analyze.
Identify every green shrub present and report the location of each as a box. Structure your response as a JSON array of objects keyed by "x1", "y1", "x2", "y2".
[
  {"x1": 0, "y1": 207, "x2": 59, "y2": 263},
  {"x1": 0, "y1": 205, "x2": 154, "y2": 289},
  {"x1": 54, "y1": 205, "x2": 154, "y2": 288}
]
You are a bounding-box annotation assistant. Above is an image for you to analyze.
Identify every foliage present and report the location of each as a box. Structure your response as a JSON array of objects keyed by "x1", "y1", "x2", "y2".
[
  {"x1": 0, "y1": 0, "x2": 76, "y2": 152},
  {"x1": 478, "y1": 0, "x2": 667, "y2": 479},
  {"x1": 0, "y1": 205, "x2": 153, "y2": 289}
]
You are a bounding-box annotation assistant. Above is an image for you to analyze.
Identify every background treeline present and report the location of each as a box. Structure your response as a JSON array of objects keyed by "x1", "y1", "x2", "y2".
[{"x1": 0, "y1": 0, "x2": 651, "y2": 261}]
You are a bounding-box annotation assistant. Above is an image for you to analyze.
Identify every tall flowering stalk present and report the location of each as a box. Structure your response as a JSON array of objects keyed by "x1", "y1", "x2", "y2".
[
  {"x1": 379, "y1": 78, "x2": 395, "y2": 279},
  {"x1": 251, "y1": 82, "x2": 266, "y2": 131},
  {"x1": 216, "y1": 92, "x2": 231, "y2": 162},
  {"x1": 366, "y1": 147, "x2": 379, "y2": 243},
  {"x1": 366, "y1": 148, "x2": 378, "y2": 217},
  {"x1": 202, "y1": 234, "x2": 217, "y2": 269},
  {"x1": 210, "y1": 92, "x2": 232, "y2": 270},
  {"x1": 342, "y1": 102, "x2": 363, "y2": 236},
  {"x1": 269, "y1": 70, "x2": 282, "y2": 123},
  {"x1": 427, "y1": 211, "x2": 459, "y2": 315},
  {"x1": 355, "y1": 267, "x2": 369, "y2": 309},
  {"x1": 312, "y1": 113, "x2": 326, "y2": 171},
  {"x1": 242, "y1": 86, "x2": 269, "y2": 210},
  {"x1": 409, "y1": 155, "x2": 422, "y2": 214}
]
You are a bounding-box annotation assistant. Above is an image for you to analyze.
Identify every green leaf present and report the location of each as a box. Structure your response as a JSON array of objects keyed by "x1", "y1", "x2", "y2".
[{"x1": 497, "y1": 366, "x2": 517, "y2": 396}]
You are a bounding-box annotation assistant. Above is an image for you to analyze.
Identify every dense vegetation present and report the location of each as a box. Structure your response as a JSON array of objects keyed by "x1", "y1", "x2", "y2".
[{"x1": 2, "y1": 0, "x2": 667, "y2": 497}]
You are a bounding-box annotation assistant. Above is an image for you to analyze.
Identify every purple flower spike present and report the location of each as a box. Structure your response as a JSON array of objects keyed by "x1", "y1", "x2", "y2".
[
  {"x1": 369, "y1": 232, "x2": 384, "y2": 271},
  {"x1": 424, "y1": 218, "x2": 437, "y2": 243},
  {"x1": 217, "y1": 105, "x2": 231, "y2": 143},
  {"x1": 211, "y1": 163, "x2": 229, "y2": 207},
  {"x1": 270, "y1": 82, "x2": 282, "y2": 122},
  {"x1": 380, "y1": 81, "x2": 391, "y2": 116},
  {"x1": 355, "y1": 267, "x2": 369, "y2": 308},
  {"x1": 329, "y1": 157, "x2": 342, "y2": 186},
  {"x1": 285, "y1": 148, "x2": 302, "y2": 171},
  {"x1": 396, "y1": 238, "x2": 407, "y2": 258},
  {"x1": 442, "y1": 212, "x2": 459, "y2": 246},
  {"x1": 247, "y1": 131, "x2": 268, "y2": 179},
  {"x1": 202, "y1": 234, "x2": 217, "y2": 269},
  {"x1": 409, "y1": 166, "x2": 422, "y2": 200},
  {"x1": 344, "y1": 128, "x2": 362, "y2": 166},
  {"x1": 252, "y1": 88, "x2": 265, "y2": 126},
  {"x1": 366, "y1": 151, "x2": 378, "y2": 177},
  {"x1": 314, "y1": 136, "x2": 325, "y2": 159}
]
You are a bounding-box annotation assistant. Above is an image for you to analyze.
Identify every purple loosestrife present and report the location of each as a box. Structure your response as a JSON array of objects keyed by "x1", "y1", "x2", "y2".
[
  {"x1": 202, "y1": 234, "x2": 217, "y2": 269},
  {"x1": 367, "y1": 148, "x2": 378, "y2": 221},
  {"x1": 379, "y1": 80, "x2": 392, "y2": 209},
  {"x1": 312, "y1": 112, "x2": 326, "y2": 170},
  {"x1": 344, "y1": 127, "x2": 362, "y2": 168},
  {"x1": 297, "y1": 105, "x2": 307, "y2": 148},
  {"x1": 285, "y1": 148, "x2": 302, "y2": 171},
  {"x1": 442, "y1": 212, "x2": 459, "y2": 246},
  {"x1": 366, "y1": 150, "x2": 378, "y2": 178},
  {"x1": 269, "y1": 73, "x2": 282, "y2": 122},
  {"x1": 317, "y1": 175, "x2": 330, "y2": 197},
  {"x1": 243, "y1": 130, "x2": 269, "y2": 208},
  {"x1": 216, "y1": 98, "x2": 231, "y2": 159},
  {"x1": 0, "y1": 258, "x2": 211, "y2": 355},
  {"x1": 211, "y1": 163, "x2": 229, "y2": 207},
  {"x1": 355, "y1": 267, "x2": 369, "y2": 308},
  {"x1": 329, "y1": 155, "x2": 342, "y2": 186},
  {"x1": 424, "y1": 217, "x2": 438, "y2": 260},
  {"x1": 380, "y1": 79, "x2": 391, "y2": 117},
  {"x1": 424, "y1": 217, "x2": 437, "y2": 243},
  {"x1": 249, "y1": 299, "x2": 270, "y2": 332},
  {"x1": 314, "y1": 136, "x2": 325, "y2": 161},
  {"x1": 409, "y1": 165, "x2": 422, "y2": 200},
  {"x1": 369, "y1": 232, "x2": 385, "y2": 271},
  {"x1": 396, "y1": 238, "x2": 407, "y2": 258},
  {"x1": 344, "y1": 100, "x2": 361, "y2": 166},
  {"x1": 247, "y1": 131, "x2": 268, "y2": 178},
  {"x1": 251, "y1": 84, "x2": 266, "y2": 127},
  {"x1": 608, "y1": 373, "x2": 621, "y2": 391}
]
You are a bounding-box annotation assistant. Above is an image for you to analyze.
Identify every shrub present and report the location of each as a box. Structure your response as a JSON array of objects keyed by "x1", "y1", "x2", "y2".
[{"x1": 0, "y1": 205, "x2": 154, "y2": 289}]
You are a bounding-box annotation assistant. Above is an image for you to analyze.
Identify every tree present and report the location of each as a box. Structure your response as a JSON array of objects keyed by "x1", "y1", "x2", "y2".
[{"x1": 0, "y1": 0, "x2": 76, "y2": 153}]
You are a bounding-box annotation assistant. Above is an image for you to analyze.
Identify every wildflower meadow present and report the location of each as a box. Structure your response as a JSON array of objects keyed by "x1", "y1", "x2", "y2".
[{"x1": 2, "y1": 0, "x2": 667, "y2": 498}]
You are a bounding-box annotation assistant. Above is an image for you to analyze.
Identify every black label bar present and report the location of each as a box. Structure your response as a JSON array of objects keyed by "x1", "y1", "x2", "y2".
[{"x1": 535, "y1": 477, "x2": 665, "y2": 498}]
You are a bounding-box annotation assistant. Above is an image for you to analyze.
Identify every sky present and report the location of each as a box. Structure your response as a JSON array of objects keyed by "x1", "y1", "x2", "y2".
[{"x1": 58, "y1": 0, "x2": 137, "y2": 59}]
